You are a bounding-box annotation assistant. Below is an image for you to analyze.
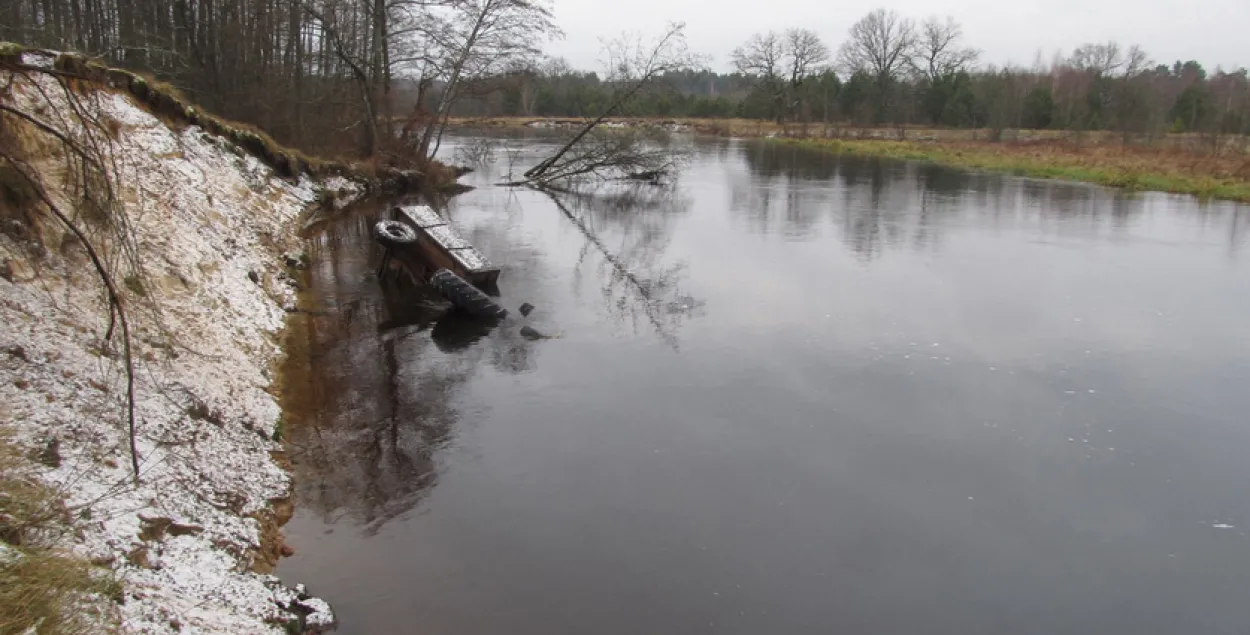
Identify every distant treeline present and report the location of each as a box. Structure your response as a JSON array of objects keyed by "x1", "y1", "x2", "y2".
[
  {"x1": 3, "y1": 1, "x2": 1246, "y2": 156},
  {"x1": 448, "y1": 11, "x2": 1249, "y2": 145}
]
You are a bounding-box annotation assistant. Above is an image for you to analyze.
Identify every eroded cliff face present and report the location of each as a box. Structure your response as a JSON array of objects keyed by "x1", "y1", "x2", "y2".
[{"x1": 1, "y1": 50, "x2": 358, "y2": 633}]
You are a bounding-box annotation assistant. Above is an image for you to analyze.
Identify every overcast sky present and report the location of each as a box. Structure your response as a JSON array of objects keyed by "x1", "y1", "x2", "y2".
[{"x1": 544, "y1": 0, "x2": 1247, "y2": 74}]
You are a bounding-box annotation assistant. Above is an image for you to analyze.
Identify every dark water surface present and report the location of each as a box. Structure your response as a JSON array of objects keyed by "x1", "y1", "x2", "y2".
[{"x1": 279, "y1": 136, "x2": 1250, "y2": 635}]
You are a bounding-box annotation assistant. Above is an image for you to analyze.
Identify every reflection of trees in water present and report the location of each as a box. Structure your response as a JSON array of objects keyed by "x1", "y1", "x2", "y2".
[
  {"x1": 545, "y1": 184, "x2": 701, "y2": 348},
  {"x1": 836, "y1": 159, "x2": 926, "y2": 260},
  {"x1": 284, "y1": 198, "x2": 537, "y2": 534},
  {"x1": 1231, "y1": 208, "x2": 1250, "y2": 258},
  {"x1": 734, "y1": 141, "x2": 1171, "y2": 260},
  {"x1": 286, "y1": 305, "x2": 470, "y2": 534},
  {"x1": 732, "y1": 142, "x2": 843, "y2": 237}
]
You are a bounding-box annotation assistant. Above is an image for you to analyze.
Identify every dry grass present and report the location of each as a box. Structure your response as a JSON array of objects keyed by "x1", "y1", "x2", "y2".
[
  {"x1": 0, "y1": 433, "x2": 121, "y2": 634},
  {"x1": 0, "y1": 549, "x2": 122, "y2": 634}
]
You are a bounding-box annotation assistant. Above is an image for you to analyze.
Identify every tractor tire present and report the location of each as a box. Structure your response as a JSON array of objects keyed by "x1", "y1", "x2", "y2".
[
  {"x1": 430, "y1": 269, "x2": 508, "y2": 320},
  {"x1": 374, "y1": 219, "x2": 418, "y2": 248}
]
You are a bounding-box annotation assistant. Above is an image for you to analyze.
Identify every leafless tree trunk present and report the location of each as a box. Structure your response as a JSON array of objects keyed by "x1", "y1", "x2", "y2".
[
  {"x1": 524, "y1": 22, "x2": 700, "y2": 185},
  {"x1": 782, "y1": 28, "x2": 829, "y2": 125},
  {"x1": 732, "y1": 31, "x2": 786, "y2": 123}
]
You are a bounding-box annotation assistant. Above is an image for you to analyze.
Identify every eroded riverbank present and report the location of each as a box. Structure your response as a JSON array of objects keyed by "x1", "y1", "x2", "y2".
[{"x1": 1, "y1": 52, "x2": 362, "y2": 633}]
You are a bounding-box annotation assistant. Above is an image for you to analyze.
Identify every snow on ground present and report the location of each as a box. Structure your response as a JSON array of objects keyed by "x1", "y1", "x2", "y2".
[{"x1": 1, "y1": 61, "x2": 358, "y2": 632}]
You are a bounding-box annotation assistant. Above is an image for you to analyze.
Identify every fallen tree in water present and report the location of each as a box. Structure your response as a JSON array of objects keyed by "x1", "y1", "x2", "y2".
[
  {"x1": 517, "y1": 129, "x2": 687, "y2": 186},
  {"x1": 517, "y1": 23, "x2": 702, "y2": 189}
]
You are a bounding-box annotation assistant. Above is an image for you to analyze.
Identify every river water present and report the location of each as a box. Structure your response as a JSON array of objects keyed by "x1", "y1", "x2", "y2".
[{"x1": 279, "y1": 134, "x2": 1250, "y2": 634}]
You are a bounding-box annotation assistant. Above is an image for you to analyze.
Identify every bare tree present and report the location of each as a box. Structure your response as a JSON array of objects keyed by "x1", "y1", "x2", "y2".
[
  {"x1": 732, "y1": 32, "x2": 785, "y2": 80},
  {"x1": 514, "y1": 130, "x2": 686, "y2": 185},
  {"x1": 783, "y1": 28, "x2": 830, "y2": 122},
  {"x1": 915, "y1": 16, "x2": 979, "y2": 80},
  {"x1": 1122, "y1": 44, "x2": 1152, "y2": 77},
  {"x1": 415, "y1": 0, "x2": 561, "y2": 159},
  {"x1": 732, "y1": 31, "x2": 786, "y2": 122},
  {"x1": 732, "y1": 29, "x2": 828, "y2": 124},
  {"x1": 523, "y1": 22, "x2": 702, "y2": 185},
  {"x1": 838, "y1": 9, "x2": 918, "y2": 84},
  {"x1": 1070, "y1": 41, "x2": 1124, "y2": 75}
]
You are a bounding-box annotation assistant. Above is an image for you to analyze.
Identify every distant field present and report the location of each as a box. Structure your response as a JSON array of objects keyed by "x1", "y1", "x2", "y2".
[{"x1": 447, "y1": 116, "x2": 1250, "y2": 202}]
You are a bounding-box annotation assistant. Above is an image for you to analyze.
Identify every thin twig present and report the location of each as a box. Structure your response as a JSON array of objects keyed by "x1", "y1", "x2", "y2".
[{"x1": 3, "y1": 155, "x2": 141, "y2": 483}]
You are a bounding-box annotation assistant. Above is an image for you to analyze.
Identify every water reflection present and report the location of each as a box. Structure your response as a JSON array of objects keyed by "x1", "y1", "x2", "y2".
[
  {"x1": 282, "y1": 200, "x2": 534, "y2": 534},
  {"x1": 281, "y1": 133, "x2": 1250, "y2": 635},
  {"x1": 732, "y1": 141, "x2": 1171, "y2": 260},
  {"x1": 544, "y1": 184, "x2": 702, "y2": 348}
]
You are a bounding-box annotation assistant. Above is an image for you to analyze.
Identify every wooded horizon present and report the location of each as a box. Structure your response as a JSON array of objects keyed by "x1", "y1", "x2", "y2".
[{"x1": 3, "y1": 0, "x2": 1245, "y2": 160}]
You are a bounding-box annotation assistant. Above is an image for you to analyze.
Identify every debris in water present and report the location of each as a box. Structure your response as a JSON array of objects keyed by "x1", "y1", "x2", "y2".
[
  {"x1": 520, "y1": 325, "x2": 548, "y2": 340},
  {"x1": 1213, "y1": 523, "x2": 1235, "y2": 529}
]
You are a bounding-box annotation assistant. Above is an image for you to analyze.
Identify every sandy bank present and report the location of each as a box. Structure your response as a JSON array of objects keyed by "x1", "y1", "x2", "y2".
[{"x1": 1, "y1": 51, "x2": 361, "y2": 633}]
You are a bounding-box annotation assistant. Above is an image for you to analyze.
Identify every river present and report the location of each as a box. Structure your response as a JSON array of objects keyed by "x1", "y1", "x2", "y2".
[{"x1": 278, "y1": 133, "x2": 1250, "y2": 634}]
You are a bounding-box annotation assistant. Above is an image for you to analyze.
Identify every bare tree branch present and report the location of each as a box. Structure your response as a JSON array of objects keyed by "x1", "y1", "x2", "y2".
[
  {"x1": 838, "y1": 8, "x2": 918, "y2": 84},
  {"x1": 914, "y1": 16, "x2": 979, "y2": 79}
]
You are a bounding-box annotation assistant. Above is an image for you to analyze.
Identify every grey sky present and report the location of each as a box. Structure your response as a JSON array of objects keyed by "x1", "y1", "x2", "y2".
[{"x1": 546, "y1": 0, "x2": 1247, "y2": 74}]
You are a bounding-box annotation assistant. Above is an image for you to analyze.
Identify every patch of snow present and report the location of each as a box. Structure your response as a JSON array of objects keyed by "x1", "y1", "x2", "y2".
[
  {"x1": 0, "y1": 543, "x2": 21, "y2": 565},
  {"x1": 399, "y1": 205, "x2": 446, "y2": 228},
  {"x1": 452, "y1": 246, "x2": 492, "y2": 271},
  {"x1": 1, "y1": 67, "x2": 361, "y2": 633},
  {"x1": 299, "y1": 597, "x2": 337, "y2": 629},
  {"x1": 20, "y1": 50, "x2": 58, "y2": 69},
  {"x1": 426, "y1": 224, "x2": 471, "y2": 249}
]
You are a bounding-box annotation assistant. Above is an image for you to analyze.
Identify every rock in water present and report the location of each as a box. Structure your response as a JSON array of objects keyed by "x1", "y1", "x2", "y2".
[
  {"x1": 520, "y1": 325, "x2": 546, "y2": 340},
  {"x1": 519, "y1": 302, "x2": 535, "y2": 317}
]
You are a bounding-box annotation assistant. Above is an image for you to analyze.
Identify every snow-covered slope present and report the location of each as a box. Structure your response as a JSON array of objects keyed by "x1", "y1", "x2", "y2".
[{"x1": 1, "y1": 53, "x2": 357, "y2": 633}]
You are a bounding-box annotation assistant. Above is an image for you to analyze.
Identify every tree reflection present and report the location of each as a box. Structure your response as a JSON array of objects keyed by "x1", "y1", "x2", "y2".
[
  {"x1": 1231, "y1": 207, "x2": 1249, "y2": 258},
  {"x1": 282, "y1": 198, "x2": 537, "y2": 534},
  {"x1": 732, "y1": 141, "x2": 843, "y2": 237},
  {"x1": 543, "y1": 184, "x2": 701, "y2": 348},
  {"x1": 734, "y1": 140, "x2": 1158, "y2": 260}
]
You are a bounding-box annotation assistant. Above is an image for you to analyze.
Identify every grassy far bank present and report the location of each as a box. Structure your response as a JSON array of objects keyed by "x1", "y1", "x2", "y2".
[
  {"x1": 448, "y1": 116, "x2": 1250, "y2": 203},
  {"x1": 780, "y1": 138, "x2": 1250, "y2": 203}
]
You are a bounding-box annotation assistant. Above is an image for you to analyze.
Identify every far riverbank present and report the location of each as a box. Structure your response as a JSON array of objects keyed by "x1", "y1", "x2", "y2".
[{"x1": 448, "y1": 116, "x2": 1250, "y2": 202}]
